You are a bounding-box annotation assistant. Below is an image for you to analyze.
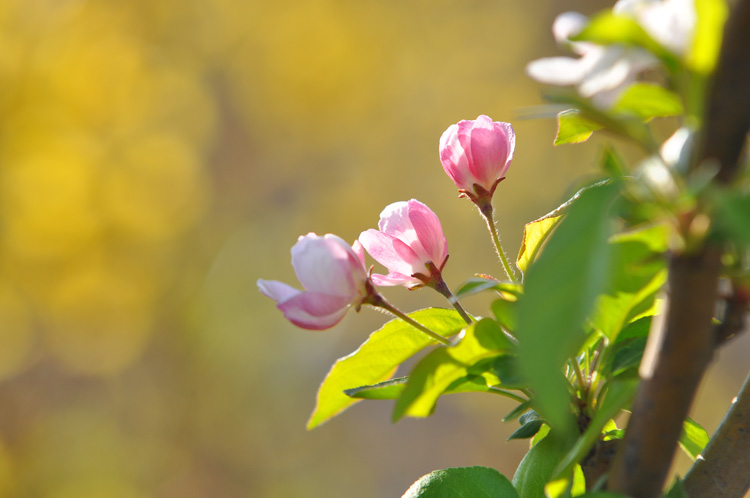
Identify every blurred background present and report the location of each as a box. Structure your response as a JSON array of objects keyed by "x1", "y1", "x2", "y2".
[{"x1": 0, "y1": 0, "x2": 747, "y2": 496}]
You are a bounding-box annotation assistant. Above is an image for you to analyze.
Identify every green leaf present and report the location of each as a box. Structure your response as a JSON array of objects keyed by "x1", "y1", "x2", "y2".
[
  {"x1": 609, "y1": 336, "x2": 647, "y2": 376},
  {"x1": 517, "y1": 215, "x2": 562, "y2": 274},
  {"x1": 307, "y1": 308, "x2": 466, "y2": 429},
  {"x1": 713, "y1": 191, "x2": 750, "y2": 244},
  {"x1": 517, "y1": 181, "x2": 621, "y2": 431},
  {"x1": 663, "y1": 478, "x2": 689, "y2": 498},
  {"x1": 612, "y1": 84, "x2": 683, "y2": 121},
  {"x1": 544, "y1": 91, "x2": 656, "y2": 150},
  {"x1": 600, "y1": 147, "x2": 628, "y2": 178},
  {"x1": 544, "y1": 465, "x2": 584, "y2": 498},
  {"x1": 508, "y1": 410, "x2": 545, "y2": 441},
  {"x1": 344, "y1": 376, "x2": 409, "y2": 400},
  {"x1": 503, "y1": 400, "x2": 532, "y2": 423},
  {"x1": 553, "y1": 378, "x2": 638, "y2": 479},
  {"x1": 679, "y1": 417, "x2": 709, "y2": 461},
  {"x1": 491, "y1": 299, "x2": 518, "y2": 331},
  {"x1": 512, "y1": 431, "x2": 571, "y2": 498},
  {"x1": 476, "y1": 354, "x2": 526, "y2": 389},
  {"x1": 589, "y1": 224, "x2": 668, "y2": 342},
  {"x1": 454, "y1": 277, "x2": 522, "y2": 301},
  {"x1": 393, "y1": 318, "x2": 515, "y2": 421},
  {"x1": 687, "y1": 0, "x2": 728, "y2": 75},
  {"x1": 344, "y1": 374, "x2": 503, "y2": 400},
  {"x1": 402, "y1": 466, "x2": 519, "y2": 498},
  {"x1": 555, "y1": 110, "x2": 602, "y2": 145}
]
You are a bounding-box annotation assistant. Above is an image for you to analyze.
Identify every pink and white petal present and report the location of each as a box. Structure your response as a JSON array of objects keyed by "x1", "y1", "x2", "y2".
[
  {"x1": 377, "y1": 201, "x2": 414, "y2": 239},
  {"x1": 440, "y1": 126, "x2": 474, "y2": 190},
  {"x1": 407, "y1": 200, "x2": 448, "y2": 265},
  {"x1": 292, "y1": 233, "x2": 360, "y2": 296},
  {"x1": 468, "y1": 116, "x2": 510, "y2": 189},
  {"x1": 257, "y1": 279, "x2": 302, "y2": 304},
  {"x1": 359, "y1": 229, "x2": 423, "y2": 276},
  {"x1": 371, "y1": 272, "x2": 422, "y2": 288},
  {"x1": 497, "y1": 121, "x2": 516, "y2": 175},
  {"x1": 578, "y1": 47, "x2": 635, "y2": 97},
  {"x1": 526, "y1": 56, "x2": 587, "y2": 86},
  {"x1": 277, "y1": 291, "x2": 351, "y2": 330},
  {"x1": 351, "y1": 239, "x2": 367, "y2": 268},
  {"x1": 440, "y1": 144, "x2": 472, "y2": 190}
]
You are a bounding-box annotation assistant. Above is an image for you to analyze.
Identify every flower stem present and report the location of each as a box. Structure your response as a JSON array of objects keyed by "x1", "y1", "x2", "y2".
[
  {"x1": 479, "y1": 203, "x2": 518, "y2": 283},
  {"x1": 431, "y1": 276, "x2": 473, "y2": 325},
  {"x1": 370, "y1": 294, "x2": 453, "y2": 346}
]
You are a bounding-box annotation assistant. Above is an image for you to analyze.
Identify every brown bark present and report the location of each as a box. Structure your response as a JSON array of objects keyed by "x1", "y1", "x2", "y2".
[
  {"x1": 607, "y1": 250, "x2": 721, "y2": 497},
  {"x1": 683, "y1": 373, "x2": 750, "y2": 498}
]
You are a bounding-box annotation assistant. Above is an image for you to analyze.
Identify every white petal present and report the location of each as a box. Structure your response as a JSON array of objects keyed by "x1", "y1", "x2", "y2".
[
  {"x1": 526, "y1": 57, "x2": 587, "y2": 86},
  {"x1": 292, "y1": 233, "x2": 361, "y2": 297},
  {"x1": 552, "y1": 11, "x2": 589, "y2": 44}
]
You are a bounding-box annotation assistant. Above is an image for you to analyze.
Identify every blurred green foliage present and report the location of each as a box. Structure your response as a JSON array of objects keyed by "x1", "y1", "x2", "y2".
[{"x1": 0, "y1": 0, "x2": 745, "y2": 496}]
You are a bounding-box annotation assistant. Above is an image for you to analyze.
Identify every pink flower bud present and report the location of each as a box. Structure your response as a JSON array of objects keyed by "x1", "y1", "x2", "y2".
[
  {"x1": 359, "y1": 199, "x2": 448, "y2": 288},
  {"x1": 258, "y1": 233, "x2": 370, "y2": 330},
  {"x1": 439, "y1": 115, "x2": 515, "y2": 203}
]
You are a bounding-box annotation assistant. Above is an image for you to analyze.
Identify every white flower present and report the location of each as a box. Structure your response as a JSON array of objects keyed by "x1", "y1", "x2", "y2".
[
  {"x1": 526, "y1": 11, "x2": 657, "y2": 107},
  {"x1": 614, "y1": 0, "x2": 696, "y2": 55},
  {"x1": 526, "y1": 1, "x2": 696, "y2": 107}
]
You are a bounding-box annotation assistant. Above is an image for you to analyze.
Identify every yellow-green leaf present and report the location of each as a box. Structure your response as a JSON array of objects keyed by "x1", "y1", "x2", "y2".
[
  {"x1": 517, "y1": 215, "x2": 562, "y2": 274},
  {"x1": 555, "y1": 110, "x2": 602, "y2": 145},
  {"x1": 307, "y1": 308, "x2": 466, "y2": 429}
]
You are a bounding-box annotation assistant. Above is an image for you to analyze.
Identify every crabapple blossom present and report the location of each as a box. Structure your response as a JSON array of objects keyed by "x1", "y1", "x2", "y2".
[
  {"x1": 526, "y1": 0, "x2": 697, "y2": 106},
  {"x1": 439, "y1": 115, "x2": 516, "y2": 205},
  {"x1": 257, "y1": 233, "x2": 371, "y2": 330},
  {"x1": 359, "y1": 199, "x2": 448, "y2": 288},
  {"x1": 526, "y1": 11, "x2": 656, "y2": 107},
  {"x1": 614, "y1": 0, "x2": 696, "y2": 55}
]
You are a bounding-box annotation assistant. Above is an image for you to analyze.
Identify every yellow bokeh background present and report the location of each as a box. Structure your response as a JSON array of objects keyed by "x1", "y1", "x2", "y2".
[{"x1": 0, "y1": 0, "x2": 747, "y2": 496}]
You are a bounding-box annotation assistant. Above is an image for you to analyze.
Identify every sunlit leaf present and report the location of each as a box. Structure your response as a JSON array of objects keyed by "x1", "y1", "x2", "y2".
[
  {"x1": 517, "y1": 181, "x2": 621, "y2": 431},
  {"x1": 517, "y1": 215, "x2": 562, "y2": 274},
  {"x1": 307, "y1": 308, "x2": 466, "y2": 429},
  {"x1": 613, "y1": 84, "x2": 683, "y2": 121},
  {"x1": 545, "y1": 465, "x2": 584, "y2": 498},
  {"x1": 393, "y1": 318, "x2": 515, "y2": 421},
  {"x1": 678, "y1": 417, "x2": 710, "y2": 461},
  {"x1": 344, "y1": 374, "x2": 500, "y2": 400},
  {"x1": 402, "y1": 466, "x2": 519, "y2": 498},
  {"x1": 687, "y1": 0, "x2": 728, "y2": 74},
  {"x1": 512, "y1": 431, "x2": 571, "y2": 498},
  {"x1": 555, "y1": 110, "x2": 602, "y2": 145}
]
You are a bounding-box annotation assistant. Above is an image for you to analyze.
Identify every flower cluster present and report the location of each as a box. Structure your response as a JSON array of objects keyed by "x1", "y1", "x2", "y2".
[
  {"x1": 526, "y1": 0, "x2": 697, "y2": 106},
  {"x1": 259, "y1": 116, "x2": 516, "y2": 332}
]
